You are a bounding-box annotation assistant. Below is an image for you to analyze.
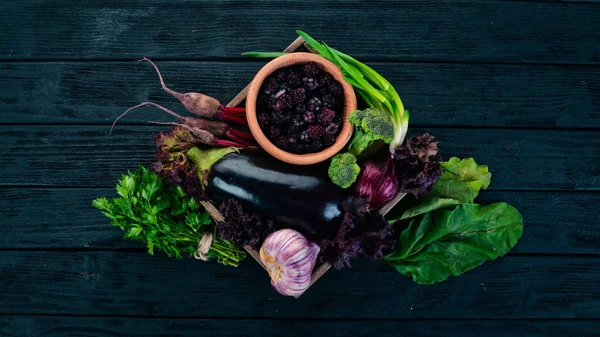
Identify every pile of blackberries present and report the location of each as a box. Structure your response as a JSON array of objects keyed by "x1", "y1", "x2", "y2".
[{"x1": 257, "y1": 62, "x2": 344, "y2": 154}]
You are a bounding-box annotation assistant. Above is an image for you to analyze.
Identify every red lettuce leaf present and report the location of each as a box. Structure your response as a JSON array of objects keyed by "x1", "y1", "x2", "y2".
[
  {"x1": 150, "y1": 126, "x2": 204, "y2": 200},
  {"x1": 394, "y1": 133, "x2": 443, "y2": 198},
  {"x1": 321, "y1": 197, "x2": 395, "y2": 270},
  {"x1": 218, "y1": 198, "x2": 274, "y2": 248}
]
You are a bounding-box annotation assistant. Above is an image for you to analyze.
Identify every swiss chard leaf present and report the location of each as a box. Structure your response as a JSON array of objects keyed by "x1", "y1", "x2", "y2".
[
  {"x1": 391, "y1": 157, "x2": 491, "y2": 221},
  {"x1": 385, "y1": 203, "x2": 523, "y2": 284}
]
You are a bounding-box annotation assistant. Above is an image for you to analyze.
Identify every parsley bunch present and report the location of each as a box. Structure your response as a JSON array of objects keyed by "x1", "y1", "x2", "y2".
[{"x1": 93, "y1": 166, "x2": 246, "y2": 266}]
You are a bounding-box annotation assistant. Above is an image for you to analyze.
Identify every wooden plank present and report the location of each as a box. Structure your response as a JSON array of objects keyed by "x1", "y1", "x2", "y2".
[
  {"x1": 2, "y1": 189, "x2": 596, "y2": 254},
  {"x1": 0, "y1": 1, "x2": 599, "y2": 64},
  {"x1": 0, "y1": 126, "x2": 597, "y2": 190},
  {"x1": 0, "y1": 317, "x2": 598, "y2": 337},
  {"x1": 1, "y1": 61, "x2": 599, "y2": 128},
  {"x1": 0, "y1": 252, "x2": 597, "y2": 318}
]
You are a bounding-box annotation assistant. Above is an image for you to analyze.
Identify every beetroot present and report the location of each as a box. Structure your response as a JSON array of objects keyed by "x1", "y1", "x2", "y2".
[
  {"x1": 168, "y1": 122, "x2": 259, "y2": 151},
  {"x1": 111, "y1": 102, "x2": 257, "y2": 149},
  {"x1": 137, "y1": 58, "x2": 246, "y2": 123}
]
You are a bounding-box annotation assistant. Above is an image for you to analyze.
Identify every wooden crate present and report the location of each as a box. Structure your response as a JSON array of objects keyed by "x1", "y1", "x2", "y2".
[{"x1": 203, "y1": 36, "x2": 405, "y2": 297}]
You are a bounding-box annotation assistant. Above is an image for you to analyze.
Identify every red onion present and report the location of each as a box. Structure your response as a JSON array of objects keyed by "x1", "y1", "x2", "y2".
[{"x1": 355, "y1": 155, "x2": 399, "y2": 209}]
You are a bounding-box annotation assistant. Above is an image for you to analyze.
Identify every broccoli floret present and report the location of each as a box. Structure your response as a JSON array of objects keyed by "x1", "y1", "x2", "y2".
[
  {"x1": 347, "y1": 108, "x2": 394, "y2": 157},
  {"x1": 328, "y1": 153, "x2": 360, "y2": 189}
]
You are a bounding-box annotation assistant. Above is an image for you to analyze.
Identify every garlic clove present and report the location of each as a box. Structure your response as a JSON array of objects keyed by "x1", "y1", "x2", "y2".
[{"x1": 259, "y1": 229, "x2": 320, "y2": 298}]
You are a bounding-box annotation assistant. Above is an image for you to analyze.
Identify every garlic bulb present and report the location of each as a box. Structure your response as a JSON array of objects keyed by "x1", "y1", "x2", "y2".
[{"x1": 259, "y1": 229, "x2": 320, "y2": 298}]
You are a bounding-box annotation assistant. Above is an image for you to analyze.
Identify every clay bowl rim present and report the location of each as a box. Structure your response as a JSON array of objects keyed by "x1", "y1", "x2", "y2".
[{"x1": 246, "y1": 52, "x2": 356, "y2": 165}]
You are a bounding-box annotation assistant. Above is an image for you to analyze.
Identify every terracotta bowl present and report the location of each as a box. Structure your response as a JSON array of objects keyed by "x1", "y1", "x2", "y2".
[{"x1": 246, "y1": 52, "x2": 356, "y2": 165}]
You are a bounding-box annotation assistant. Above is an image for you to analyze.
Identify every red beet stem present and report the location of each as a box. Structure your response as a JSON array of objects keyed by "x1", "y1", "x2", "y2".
[
  {"x1": 220, "y1": 106, "x2": 246, "y2": 114},
  {"x1": 110, "y1": 102, "x2": 186, "y2": 135},
  {"x1": 222, "y1": 113, "x2": 248, "y2": 125},
  {"x1": 158, "y1": 122, "x2": 258, "y2": 150},
  {"x1": 138, "y1": 57, "x2": 222, "y2": 119},
  {"x1": 224, "y1": 132, "x2": 256, "y2": 147},
  {"x1": 226, "y1": 127, "x2": 255, "y2": 141}
]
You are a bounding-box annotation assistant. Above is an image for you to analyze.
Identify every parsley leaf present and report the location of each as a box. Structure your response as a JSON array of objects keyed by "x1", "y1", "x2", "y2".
[{"x1": 93, "y1": 166, "x2": 246, "y2": 266}]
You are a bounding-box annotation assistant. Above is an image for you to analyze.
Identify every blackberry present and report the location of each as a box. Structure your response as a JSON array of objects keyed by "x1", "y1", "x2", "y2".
[
  {"x1": 275, "y1": 88, "x2": 287, "y2": 98},
  {"x1": 287, "y1": 71, "x2": 301, "y2": 87},
  {"x1": 273, "y1": 69, "x2": 287, "y2": 82},
  {"x1": 326, "y1": 122, "x2": 339, "y2": 135},
  {"x1": 318, "y1": 73, "x2": 334, "y2": 87},
  {"x1": 311, "y1": 140, "x2": 324, "y2": 152},
  {"x1": 289, "y1": 142, "x2": 305, "y2": 154},
  {"x1": 329, "y1": 82, "x2": 343, "y2": 96},
  {"x1": 278, "y1": 94, "x2": 293, "y2": 109},
  {"x1": 307, "y1": 125, "x2": 325, "y2": 140},
  {"x1": 300, "y1": 130, "x2": 310, "y2": 143},
  {"x1": 307, "y1": 97, "x2": 321, "y2": 111},
  {"x1": 318, "y1": 108, "x2": 335, "y2": 125},
  {"x1": 258, "y1": 112, "x2": 269, "y2": 128},
  {"x1": 268, "y1": 96, "x2": 280, "y2": 110},
  {"x1": 290, "y1": 87, "x2": 306, "y2": 104},
  {"x1": 263, "y1": 78, "x2": 279, "y2": 94},
  {"x1": 295, "y1": 103, "x2": 307, "y2": 114},
  {"x1": 270, "y1": 111, "x2": 285, "y2": 125},
  {"x1": 288, "y1": 124, "x2": 302, "y2": 140},
  {"x1": 303, "y1": 77, "x2": 319, "y2": 91},
  {"x1": 304, "y1": 111, "x2": 316, "y2": 123},
  {"x1": 302, "y1": 62, "x2": 321, "y2": 77},
  {"x1": 322, "y1": 93, "x2": 336, "y2": 108},
  {"x1": 291, "y1": 115, "x2": 306, "y2": 129},
  {"x1": 268, "y1": 125, "x2": 280, "y2": 139},
  {"x1": 324, "y1": 134, "x2": 336, "y2": 147},
  {"x1": 275, "y1": 136, "x2": 290, "y2": 149}
]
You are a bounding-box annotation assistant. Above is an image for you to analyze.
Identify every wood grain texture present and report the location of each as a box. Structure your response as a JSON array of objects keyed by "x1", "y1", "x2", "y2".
[
  {"x1": 0, "y1": 126, "x2": 597, "y2": 190},
  {"x1": 1, "y1": 1, "x2": 599, "y2": 64},
  {"x1": 5, "y1": 189, "x2": 599, "y2": 254},
  {"x1": 1, "y1": 317, "x2": 599, "y2": 337},
  {"x1": 1, "y1": 189, "x2": 597, "y2": 254},
  {"x1": 1, "y1": 61, "x2": 599, "y2": 128},
  {"x1": 0, "y1": 251, "x2": 598, "y2": 318}
]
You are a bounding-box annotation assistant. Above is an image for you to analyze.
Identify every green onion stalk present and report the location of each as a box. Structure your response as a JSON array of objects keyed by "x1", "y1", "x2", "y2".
[{"x1": 243, "y1": 30, "x2": 410, "y2": 152}]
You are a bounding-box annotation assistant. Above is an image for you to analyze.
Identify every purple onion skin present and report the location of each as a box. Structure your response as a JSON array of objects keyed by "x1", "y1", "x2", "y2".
[
  {"x1": 260, "y1": 229, "x2": 320, "y2": 298},
  {"x1": 356, "y1": 156, "x2": 399, "y2": 210}
]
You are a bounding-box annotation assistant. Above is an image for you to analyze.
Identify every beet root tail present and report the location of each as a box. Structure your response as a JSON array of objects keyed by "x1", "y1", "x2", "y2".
[
  {"x1": 137, "y1": 57, "x2": 186, "y2": 101},
  {"x1": 110, "y1": 102, "x2": 185, "y2": 135}
]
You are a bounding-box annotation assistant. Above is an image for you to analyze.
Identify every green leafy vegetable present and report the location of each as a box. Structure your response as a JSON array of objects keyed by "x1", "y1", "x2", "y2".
[
  {"x1": 92, "y1": 166, "x2": 246, "y2": 266},
  {"x1": 347, "y1": 108, "x2": 394, "y2": 157},
  {"x1": 391, "y1": 157, "x2": 491, "y2": 221},
  {"x1": 385, "y1": 203, "x2": 523, "y2": 284},
  {"x1": 328, "y1": 152, "x2": 360, "y2": 188}
]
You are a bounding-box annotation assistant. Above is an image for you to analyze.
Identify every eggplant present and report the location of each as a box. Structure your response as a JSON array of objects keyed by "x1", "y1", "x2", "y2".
[{"x1": 206, "y1": 152, "x2": 347, "y2": 239}]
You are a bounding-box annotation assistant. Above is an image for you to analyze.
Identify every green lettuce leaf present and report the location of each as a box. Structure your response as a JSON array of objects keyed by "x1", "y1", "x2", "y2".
[
  {"x1": 385, "y1": 203, "x2": 523, "y2": 284},
  {"x1": 391, "y1": 157, "x2": 491, "y2": 221}
]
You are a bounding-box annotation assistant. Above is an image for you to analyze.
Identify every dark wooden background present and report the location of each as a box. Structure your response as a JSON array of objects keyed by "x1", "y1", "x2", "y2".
[{"x1": 1, "y1": 1, "x2": 599, "y2": 336}]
